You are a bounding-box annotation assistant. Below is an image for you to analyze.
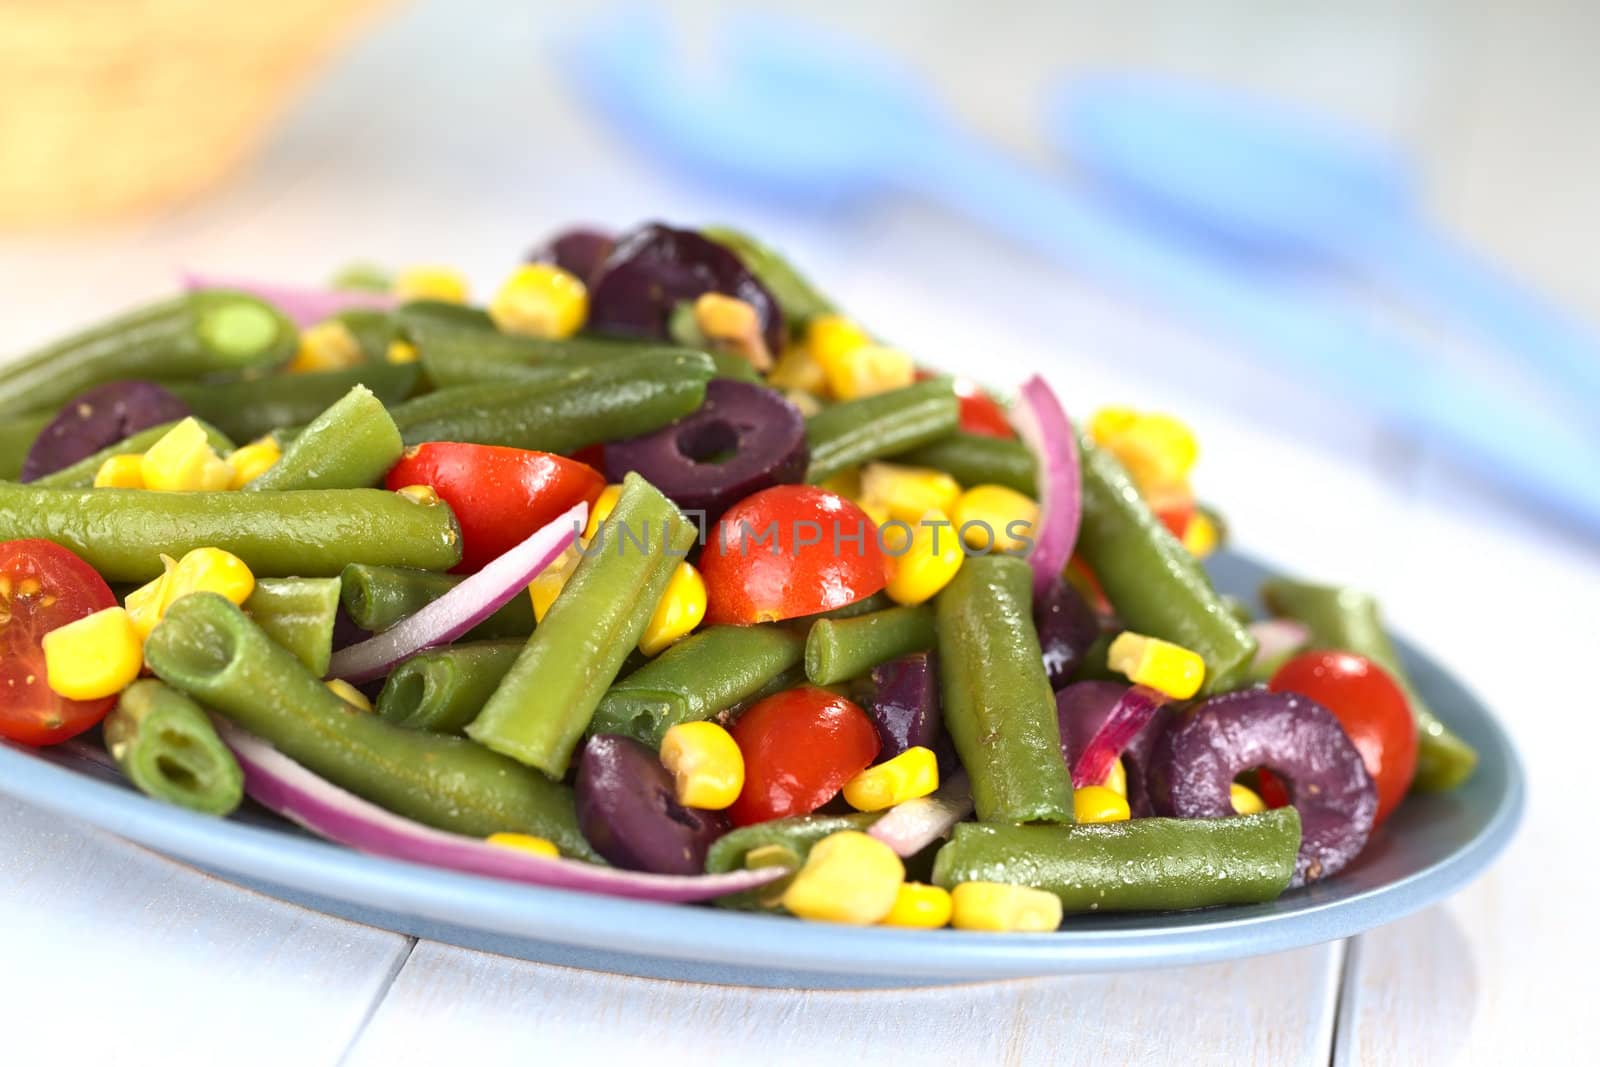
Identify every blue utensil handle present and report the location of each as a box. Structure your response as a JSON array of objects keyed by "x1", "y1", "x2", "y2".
[{"x1": 901, "y1": 136, "x2": 1600, "y2": 529}]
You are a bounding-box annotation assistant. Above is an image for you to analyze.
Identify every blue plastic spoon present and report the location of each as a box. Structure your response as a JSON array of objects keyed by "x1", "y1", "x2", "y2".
[{"x1": 561, "y1": 12, "x2": 1600, "y2": 530}]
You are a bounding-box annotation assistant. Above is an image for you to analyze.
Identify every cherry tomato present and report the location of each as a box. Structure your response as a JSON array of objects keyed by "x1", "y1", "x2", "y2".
[
  {"x1": 915, "y1": 370, "x2": 1015, "y2": 439},
  {"x1": 1064, "y1": 556, "x2": 1110, "y2": 617},
  {"x1": 1269, "y1": 650, "x2": 1418, "y2": 825},
  {"x1": 727, "y1": 686, "x2": 881, "y2": 826},
  {"x1": 1255, "y1": 769, "x2": 1291, "y2": 809},
  {"x1": 0, "y1": 540, "x2": 118, "y2": 746},
  {"x1": 387, "y1": 443, "x2": 604, "y2": 573},
  {"x1": 700, "y1": 485, "x2": 886, "y2": 625}
]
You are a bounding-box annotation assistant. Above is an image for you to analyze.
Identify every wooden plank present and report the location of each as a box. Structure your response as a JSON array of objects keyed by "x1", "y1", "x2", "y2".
[
  {"x1": 345, "y1": 939, "x2": 1343, "y2": 1067},
  {"x1": 0, "y1": 796, "x2": 411, "y2": 1066}
]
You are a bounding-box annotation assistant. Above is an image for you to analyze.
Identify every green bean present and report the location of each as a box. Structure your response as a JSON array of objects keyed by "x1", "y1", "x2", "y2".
[
  {"x1": 419, "y1": 342, "x2": 708, "y2": 391},
  {"x1": 936, "y1": 554, "x2": 1074, "y2": 824},
  {"x1": 590, "y1": 625, "x2": 806, "y2": 748},
  {"x1": 931, "y1": 809, "x2": 1302, "y2": 913},
  {"x1": 0, "y1": 411, "x2": 52, "y2": 481},
  {"x1": 244, "y1": 577, "x2": 342, "y2": 676},
  {"x1": 170, "y1": 361, "x2": 419, "y2": 442},
  {"x1": 29, "y1": 419, "x2": 235, "y2": 489},
  {"x1": 242, "y1": 385, "x2": 402, "y2": 492},
  {"x1": 804, "y1": 604, "x2": 936, "y2": 686},
  {"x1": 704, "y1": 812, "x2": 881, "y2": 910},
  {"x1": 702, "y1": 226, "x2": 837, "y2": 331},
  {"x1": 1261, "y1": 576, "x2": 1477, "y2": 792},
  {"x1": 334, "y1": 308, "x2": 399, "y2": 361},
  {"x1": 467, "y1": 473, "x2": 697, "y2": 778},
  {"x1": 104, "y1": 680, "x2": 244, "y2": 816},
  {"x1": 1077, "y1": 437, "x2": 1255, "y2": 694},
  {"x1": 144, "y1": 593, "x2": 595, "y2": 857},
  {"x1": 392, "y1": 351, "x2": 714, "y2": 452},
  {"x1": 789, "y1": 591, "x2": 894, "y2": 626},
  {"x1": 895, "y1": 432, "x2": 1037, "y2": 495},
  {"x1": 377, "y1": 640, "x2": 526, "y2": 734},
  {"x1": 329, "y1": 263, "x2": 393, "y2": 294},
  {"x1": 0, "y1": 291, "x2": 297, "y2": 417},
  {"x1": 0, "y1": 483, "x2": 460, "y2": 581},
  {"x1": 339, "y1": 564, "x2": 535, "y2": 639},
  {"x1": 805, "y1": 378, "x2": 960, "y2": 483}
]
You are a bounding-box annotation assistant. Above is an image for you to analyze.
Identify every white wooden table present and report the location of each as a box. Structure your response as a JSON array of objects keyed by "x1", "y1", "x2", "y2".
[{"x1": 2, "y1": 4, "x2": 1596, "y2": 1062}]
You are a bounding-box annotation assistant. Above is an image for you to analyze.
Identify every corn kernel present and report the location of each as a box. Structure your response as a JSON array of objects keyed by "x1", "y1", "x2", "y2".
[
  {"x1": 386, "y1": 339, "x2": 419, "y2": 364},
  {"x1": 584, "y1": 484, "x2": 624, "y2": 542},
  {"x1": 1089, "y1": 406, "x2": 1138, "y2": 444},
  {"x1": 805, "y1": 314, "x2": 873, "y2": 375},
  {"x1": 326, "y1": 678, "x2": 373, "y2": 712},
  {"x1": 93, "y1": 454, "x2": 146, "y2": 489},
  {"x1": 1074, "y1": 784, "x2": 1131, "y2": 823},
  {"x1": 227, "y1": 436, "x2": 281, "y2": 489},
  {"x1": 1231, "y1": 782, "x2": 1267, "y2": 815},
  {"x1": 1104, "y1": 756, "x2": 1127, "y2": 799},
  {"x1": 1107, "y1": 631, "x2": 1206, "y2": 700},
  {"x1": 287, "y1": 320, "x2": 364, "y2": 374},
  {"x1": 693, "y1": 292, "x2": 772, "y2": 371},
  {"x1": 859, "y1": 463, "x2": 961, "y2": 525},
  {"x1": 489, "y1": 263, "x2": 587, "y2": 339},
  {"x1": 528, "y1": 546, "x2": 580, "y2": 623},
  {"x1": 140, "y1": 418, "x2": 233, "y2": 492},
  {"x1": 639, "y1": 562, "x2": 706, "y2": 656},
  {"x1": 125, "y1": 548, "x2": 255, "y2": 637},
  {"x1": 485, "y1": 832, "x2": 560, "y2": 859},
  {"x1": 768, "y1": 343, "x2": 828, "y2": 394},
  {"x1": 394, "y1": 265, "x2": 470, "y2": 304},
  {"x1": 881, "y1": 882, "x2": 953, "y2": 929},
  {"x1": 842, "y1": 746, "x2": 939, "y2": 811},
  {"x1": 783, "y1": 389, "x2": 824, "y2": 417},
  {"x1": 42, "y1": 607, "x2": 143, "y2": 701},
  {"x1": 817, "y1": 467, "x2": 862, "y2": 501},
  {"x1": 824, "y1": 343, "x2": 915, "y2": 401},
  {"x1": 659, "y1": 721, "x2": 745, "y2": 810},
  {"x1": 952, "y1": 484, "x2": 1040, "y2": 553},
  {"x1": 395, "y1": 483, "x2": 440, "y2": 507},
  {"x1": 1093, "y1": 409, "x2": 1199, "y2": 495},
  {"x1": 884, "y1": 511, "x2": 964, "y2": 606},
  {"x1": 1183, "y1": 511, "x2": 1219, "y2": 559},
  {"x1": 781, "y1": 830, "x2": 904, "y2": 925},
  {"x1": 950, "y1": 882, "x2": 1063, "y2": 932}
]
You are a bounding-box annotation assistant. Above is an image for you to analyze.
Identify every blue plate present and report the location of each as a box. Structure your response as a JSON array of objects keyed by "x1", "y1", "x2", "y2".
[{"x1": 0, "y1": 552, "x2": 1522, "y2": 988}]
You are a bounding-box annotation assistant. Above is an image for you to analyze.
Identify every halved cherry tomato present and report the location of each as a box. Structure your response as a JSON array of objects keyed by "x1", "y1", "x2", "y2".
[
  {"x1": 0, "y1": 540, "x2": 119, "y2": 746},
  {"x1": 1270, "y1": 650, "x2": 1418, "y2": 825},
  {"x1": 700, "y1": 485, "x2": 886, "y2": 625},
  {"x1": 387, "y1": 443, "x2": 605, "y2": 573},
  {"x1": 727, "y1": 686, "x2": 881, "y2": 826}
]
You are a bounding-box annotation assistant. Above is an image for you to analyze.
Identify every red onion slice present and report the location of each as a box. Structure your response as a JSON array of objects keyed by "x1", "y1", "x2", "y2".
[
  {"x1": 217, "y1": 721, "x2": 782, "y2": 903},
  {"x1": 1070, "y1": 684, "x2": 1166, "y2": 788},
  {"x1": 1011, "y1": 375, "x2": 1082, "y2": 599},
  {"x1": 1248, "y1": 619, "x2": 1311, "y2": 673},
  {"x1": 327, "y1": 501, "x2": 586, "y2": 683},
  {"x1": 182, "y1": 272, "x2": 396, "y2": 328},
  {"x1": 868, "y1": 771, "x2": 972, "y2": 857}
]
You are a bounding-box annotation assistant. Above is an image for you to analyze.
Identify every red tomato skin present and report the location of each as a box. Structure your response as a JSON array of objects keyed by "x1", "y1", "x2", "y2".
[
  {"x1": 727, "y1": 687, "x2": 881, "y2": 826},
  {"x1": 0, "y1": 540, "x2": 118, "y2": 746},
  {"x1": 1269, "y1": 651, "x2": 1419, "y2": 825},
  {"x1": 958, "y1": 393, "x2": 1016, "y2": 439},
  {"x1": 386, "y1": 444, "x2": 604, "y2": 573},
  {"x1": 700, "y1": 485, "x2": 886, "y2": 626}
]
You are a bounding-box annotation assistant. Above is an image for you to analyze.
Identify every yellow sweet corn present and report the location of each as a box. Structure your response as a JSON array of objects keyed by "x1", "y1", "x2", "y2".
[
  {"x1": 93, "y1": 454, "x2": 146, "y2": 489},
  {"x1": 884, "y1": 511, "x2": 964, "y2": 606},
  {"x1": 489, "y1": 263, "x2": 587, "y2": 339},
  {"x1": 1104, "y1": 756, "x2": 1128, "y2": 799},
  {"x1": 824, "y1": 343, "x2": 915, "y2": 401},
  {"x1": 325, "y1": 678, "x2": 373, "y2": 712},
  {"x1": 639, "y1": 562, "x2": 706, "y2": 656},
  {"x1": 1231, "y1": 782, "x2": 1267, "y2": 815},
  {"x1": 881, "y1": 882, "x2": 953, "y2": 929},
  {"x1": 125, "y1": 548, "x2": 256, "y2": 638},
  {"x1": 386, "y1": 339, "x2": 419, "y2": 364},
  {"x1": 528, "y1": 546, "x2": 580, "y2": 623},
  {"x1": 394, "y1": 483, "x2": 440, "y2": 507},
  {"x1": 1073, "y1": 784, "x2": 1131, "y2": 824},
  {"x1": 1089, "y1": 406, "x2": 1138, "y2": 443},
  {"x1": 858, "y1": 463, "x2": 962, "y2": 525},
  {"x1": 805, "y1": 314, "x2": 872, "y2": 376},
  {"x1": 393, "y1": 265, "x2": 470, "y2": 304},
  {"x1": 42, "y1": 607, "x2": 143, "y2": 701},
  {"x1": 693, "y1": 292, "x2": 772, "y2": 371},
  {"x1": 952, "y1": 483, "x2": 1040, "y2": 553},
  {"x1": 1091, "y1": 408, "x2": 1198, "y2": 495},
  {"x1": 949, "y1": 882, "x2": 1064, "y2": 933},
  {"x1": 767, "y1": 343, "x2": 828, "y2": 394},
  {"x1": 659, "y1": 721, "x2": 744, "y2": 810},
  {"x1": 287, "y1": 320, "x2": 364, "y2": 374},
  {"x1": 1183, "y1": 511, "x2": 1219, "y2": 559},
  {"x1": 782, "y1": 389, "x2": 824, "y2": 417},
  {"x1": 226, "y1": 436, "x2": 282, "y2": 489},
  {"x1": 485, "y1": 832, "x2": 560, "y2": 859},
  {"x1": 781, "y1": 830, "x2": 905, "y2": 925},
  {"x1": 140, "y1": 418, "x2": 233, "y2": 492},
  {"x1": 1106, "y1": 631, "x2": 1207, "y2": 700},
  {"x1": 817, "y1": 467, "x2": 862, "y2": 501},
  {"x1": 584, "y1": 484, "x2": 624, "y2": 541},
  {"x1": 842, "y1": 746, "x2": 939, "y2": 811}
]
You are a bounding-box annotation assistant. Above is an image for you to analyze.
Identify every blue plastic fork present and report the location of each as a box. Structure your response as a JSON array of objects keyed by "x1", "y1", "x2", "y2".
[{"x1": 562, "y1": 11, "x2": 1600, "y2": 531}]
